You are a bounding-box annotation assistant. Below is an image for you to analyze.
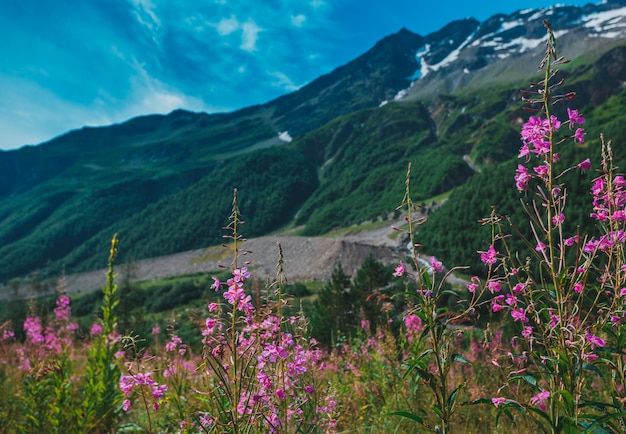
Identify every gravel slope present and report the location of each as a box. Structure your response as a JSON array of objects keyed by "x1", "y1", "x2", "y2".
[{"x1": 1, "y1": 223, "x2": 406, "y2": 300}]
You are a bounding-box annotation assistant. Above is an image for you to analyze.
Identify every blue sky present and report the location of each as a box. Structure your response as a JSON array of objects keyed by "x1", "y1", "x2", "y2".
[{"x1": 0, "y1": 0, "x2": 595, "y2": 150}]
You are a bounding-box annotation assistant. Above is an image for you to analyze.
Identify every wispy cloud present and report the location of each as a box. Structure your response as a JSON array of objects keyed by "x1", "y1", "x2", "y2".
[
  {"x1": 0, "y1": 0, "x2": 594, "y2": 150},
  {"x1": 291, "y1": 14, "x2": 306, "y2": 27},
  {"x1": 240, "y1": 19, "x2": 262, "y2": 51},
  {"x1": 216, "y1": 15, "x2": 240, "y2": 36}
]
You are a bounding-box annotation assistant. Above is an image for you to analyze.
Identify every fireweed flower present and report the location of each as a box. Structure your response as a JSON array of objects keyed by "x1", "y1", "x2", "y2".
[
  {"x1": 533, "y1": 165, "x2": 549, "y2": 179},
  {"x1": 567, "y1": 107, "x2": 586, "y2": 126},
  {"x1": 505, "y1": 293, "x2": 518, "y2": 306},
  {"x1": 530, "y1": 390, "x2": 550, "y2": 411},
  {"x1": 492, "y1": 296, "x2": 505, "y2": 312},
  {"x1": 511, "y1": 308, "x2": 529, "y2": 323},
  {"x1": 536, "y1": 241, "x2": 547, "y2": 253},
  {"x1": 393, "y1": 262, "x2": 405, "y2": 277},
  {"x1": 512, "y1": 282, "x2": 528, "y2": 294},
  {"x1": 487, "y1": 279, "x2": 502, "y2": 293},
  {"x1": 585, "y1": 333, "x2": 605, "y2": 349},
  {"x1": 549, "y1": 312, "x2": 560, "y2": 328},
  {"x1": 552, "y1": 213, "x2": 565, "y2": 226},
  {"x1": 577, "y1": 158, "x2": 591, "y2": 172},
  {"x1": 550, "y1": 115, "x2": 562, "y2": 130},
  {"x1": 515, "y1": 164, "x2": 532, "y2": 191},
  {"x1": 522, "y1": 326, "x2": 533, "y2": 338},
  {"x1": 492, "y1": 397, "x2": 507, "y2": 407},
  {"x1": 404, "y1": 313, "x2": 423, "y2": 342},
  {"x1": 90, "y1": 323, "x2": 103, "y2": 336},
  {"x1": 479, "y1": 245, "x2": 498, "y2": 266},
  {"x1": 574, "y1": 128, "x2": 585, "y2": 144},
  {"x1": 225, "y1": 268, "x2": 254, "y2": 314},
  {"x1": 54, "y1": 295, "x2": 72, "y2": 322},
  {"x1": 467, "y1": 276, "x2": 480, "y2": 293},
  {"x1": 521, "y1": 116, "x2": 550, "y2": 147},
  {"x1": 430, "y1": 256, "x2": 443, "y2": 273},
  {"x1": 119, "y1": 372, "x2": 167, "y2": 412}
]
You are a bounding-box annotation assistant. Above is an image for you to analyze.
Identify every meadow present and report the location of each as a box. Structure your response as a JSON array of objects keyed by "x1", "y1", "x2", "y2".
[{"x1": 1, "y1": 22, "x2": 626, "y2": 433}]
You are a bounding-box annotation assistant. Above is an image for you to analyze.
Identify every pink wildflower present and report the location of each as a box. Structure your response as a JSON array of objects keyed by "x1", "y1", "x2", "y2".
[
  {"x1": 90, "y1": 323, "x2": 103, "y2": 336},
  {"x1": 479, "y1": 245, "x2": 498, "y2": 266},
  {"x1": 393, "y1": 262, "x2": 405, "y2": 277},
  {"x1": 533, "y1": 165, "x2": 549, "y2": 179},
  {"x1": 536, "y1": 241, "x2": 546, "y2": 253},
  {"x1": 511, "y1": 308, "x2": 529, "y2": 323},
  {"x1": 567, "y1": 108, "x2": 586, "y2": 126},
  {"x1": 522, "y1": 326, "x2": 533, "y2": 338},
  {"x1": 577, "y1": 158, "x2": 591, "y2": 172},
  {"x1": 487, "y1": 279, "x2": 502, "y2": 293},
  {"x1": 515, "y1": 164, "x2": 532, "y2": 191},
  {"x1": 430, "y1": 256, "x2": 443, "y2": 273},
  {"x1": 530, "y1": 390, "x2": 550, "y2": 411},
  {"x1": 586, "y1": 333, "x2": 605, "y2": 349},
  {"x1": 467, "y1": 276, "x2": 479, "y2": 293},
  {"x1": 552, "y1": 213, "x2": 565, "y2": 226},
  {"x1": 492, "y1": 397, "x2": 507, "y2": 407},
  {"x1": 574, "y1": 128, "x2": 585, "y2": 144}
]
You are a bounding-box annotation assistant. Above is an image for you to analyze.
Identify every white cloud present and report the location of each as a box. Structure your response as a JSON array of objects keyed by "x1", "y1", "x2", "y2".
[
  {"x1": 241, "y1": 19, "x2": 261, "y2": 51},
  {"x1": 217, "y1": 15, "x2": 240, "y2": 35},
  {"x1": 291, "y1": 14, "x2": 306, "y2": 27},
  {"x1": 267, "y1": 70, "x2": 299, "y2": 91},
  {"x1": 131, "y1": 0, "x2": 161, "y2": 28}
]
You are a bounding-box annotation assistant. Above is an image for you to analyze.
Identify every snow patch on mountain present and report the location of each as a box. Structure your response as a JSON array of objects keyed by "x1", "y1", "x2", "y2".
[
  {"x1": 582, "y1": 6, "x2": 626, "y2": 37},
  {"x1": 500, "y1": 19, "x2": 524, "y2": 32},
  {"x1": 278, "y1": 131, "x2": 292, "y2": 142},
  {"x1": 417, "y1": 29, "x2": 478, "y2": 78}
]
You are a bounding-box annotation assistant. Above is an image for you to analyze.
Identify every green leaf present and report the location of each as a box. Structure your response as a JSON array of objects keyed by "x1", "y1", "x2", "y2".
[
  {"x1": 581, "y1": 412, "x2": 626, "y2": 433},
  {"x1": 509, "y1": 374, "x2": 538, "y2": 388},
  {"x1": 448, "y1": 384, "x2": 464, "y2": 408},
  {"x1": 495, "y1": 405, "x2": 516, "y2": 427},
  {"x1": 555, "y1": 389, "x2": 574, "y2": 414},
  {"x1": 402, "y1": 349, "x2": 433, "y2": 381},
  {"x1": 386, "y1": 411, "x2": 424, "y2": 425},
  {"x1": 432, "y1": 403, "x2": 443, "y2": 418},
  {"x1": 452, "y1": 354, "x2": 471, "y2": 365}
]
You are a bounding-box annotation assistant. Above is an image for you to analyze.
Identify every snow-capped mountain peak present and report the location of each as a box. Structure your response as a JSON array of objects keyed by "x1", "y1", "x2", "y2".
[{"x1": 394, "y1": 0, "x2": 626, "y2": 101}]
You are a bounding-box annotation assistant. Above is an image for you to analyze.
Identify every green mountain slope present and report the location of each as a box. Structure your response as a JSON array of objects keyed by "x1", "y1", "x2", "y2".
[{"x1": 1, "y1": 26, "x2": 626, "y2": 285}]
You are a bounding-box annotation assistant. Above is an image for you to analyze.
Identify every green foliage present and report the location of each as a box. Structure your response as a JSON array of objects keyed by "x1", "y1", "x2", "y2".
[
  {"x1": 307, "y1": 256, "x2": 393, "y2": 347},
  {"x1": 308, "y1": 263, "x2": 352, "y2": 346},
  {"x1": 82, "y1": 235, "x2": 123, "y2": 432},
  {"x1": 351, "y1": 255, "x2": 393, "y2": 330},
  {"x1": 294, "y1": 101, "x2": 446, "y2": 234}
]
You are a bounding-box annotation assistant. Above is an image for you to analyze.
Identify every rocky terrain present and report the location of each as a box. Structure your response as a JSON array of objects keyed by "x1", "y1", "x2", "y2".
[{"x1": 0, "y1": 220, "x2": 408, "y2": 301}]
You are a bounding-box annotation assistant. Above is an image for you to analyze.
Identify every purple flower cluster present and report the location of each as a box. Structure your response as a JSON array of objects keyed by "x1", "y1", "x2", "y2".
[
  {"x1": 514, "y1": 109, "x2": 587, "y2": 192},
  {"x1": 119, "y1": 371, "x2": 167, "y2": 412}
]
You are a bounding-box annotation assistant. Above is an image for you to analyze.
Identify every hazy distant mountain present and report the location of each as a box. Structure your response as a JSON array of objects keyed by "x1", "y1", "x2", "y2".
[{"x1": 2, "y1": 0, "x2": 626, "y2": 284}]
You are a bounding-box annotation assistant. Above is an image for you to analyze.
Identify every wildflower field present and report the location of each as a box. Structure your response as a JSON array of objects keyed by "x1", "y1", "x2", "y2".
[{"x1": 1, "y1": 23, "x2": 626, "y2": 433}]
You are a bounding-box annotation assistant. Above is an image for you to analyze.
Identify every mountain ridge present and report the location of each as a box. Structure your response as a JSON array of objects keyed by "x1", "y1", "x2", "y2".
[{"x1": 2, "y1": 1, "x2": 626, "y2": 287}]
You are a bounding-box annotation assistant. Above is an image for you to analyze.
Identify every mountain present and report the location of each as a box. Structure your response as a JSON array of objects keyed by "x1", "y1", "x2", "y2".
[{"x1": 2, "y1": 1, "x2": 626, "y2": 286}]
